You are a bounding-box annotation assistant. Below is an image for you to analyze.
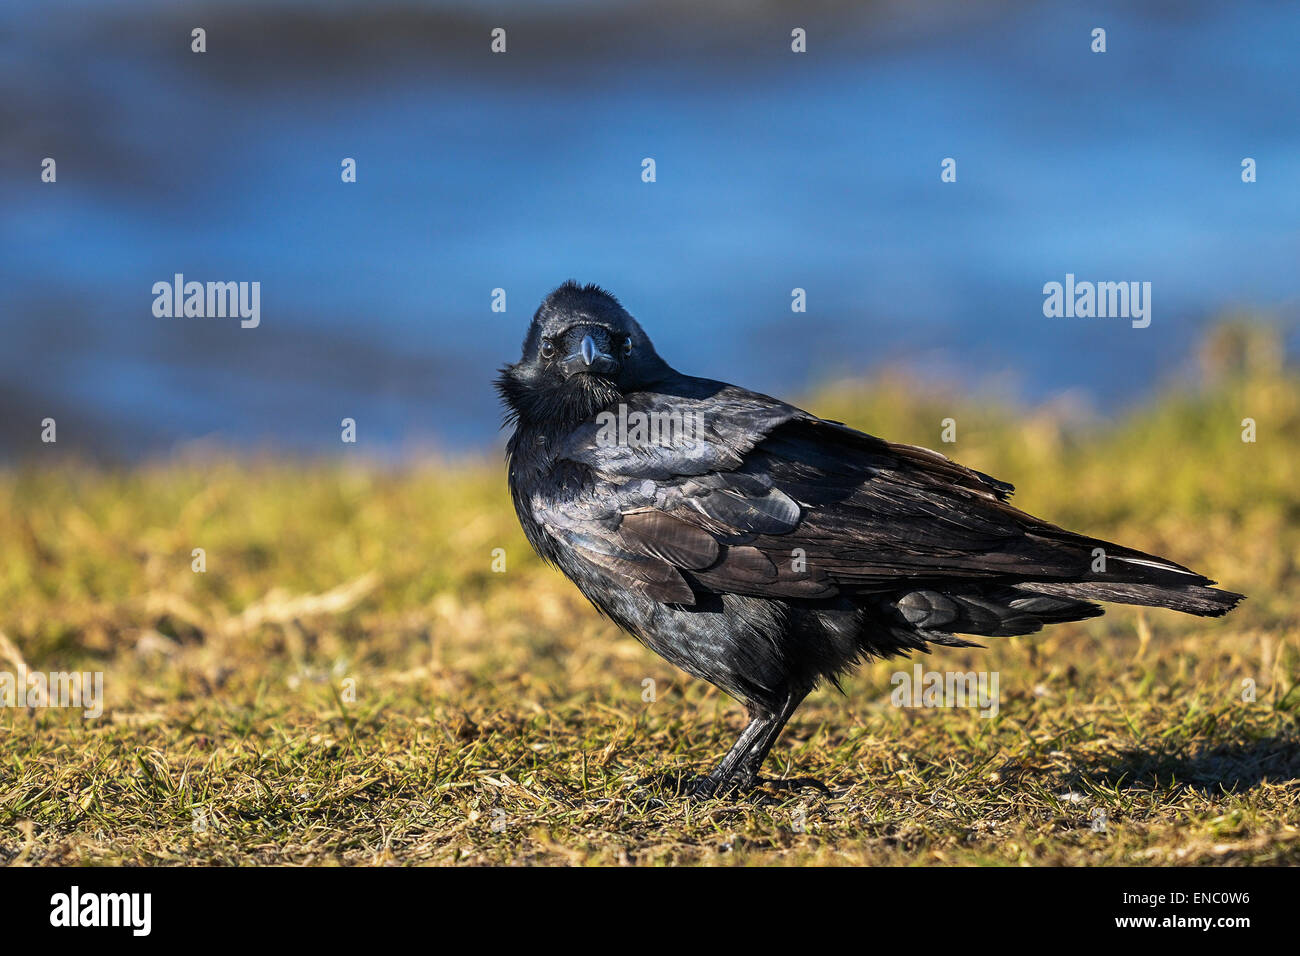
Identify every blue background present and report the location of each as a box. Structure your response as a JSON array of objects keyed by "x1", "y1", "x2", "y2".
[{"x1": 2, "y1": 0, "x2": 1296, "y2": 459}]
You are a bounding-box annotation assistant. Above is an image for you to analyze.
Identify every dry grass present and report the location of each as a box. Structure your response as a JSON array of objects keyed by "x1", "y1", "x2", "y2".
[{"x1": 1, "y1": 325, "x2": 1297, "y2": 865}]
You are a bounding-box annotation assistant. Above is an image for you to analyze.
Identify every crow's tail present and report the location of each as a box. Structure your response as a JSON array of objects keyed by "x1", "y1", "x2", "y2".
[
  {"x1": 889, "y1": 543, "x2": 1242, "y2": 647},
  {"x1": 1021, "y1": 528, "x2": 1245, "y2": 618},
  {"x1": 1024, "y1": 578, "x2": 1243, "y2": 617}
]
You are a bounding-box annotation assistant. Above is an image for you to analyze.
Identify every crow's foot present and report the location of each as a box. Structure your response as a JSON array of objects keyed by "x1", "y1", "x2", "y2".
[
  {"x1": 636, "y1": 769, "x2": 828, "y2": 800},
  {"x1": 633, "y1": 770, "x2": 753, "y2": 798},
  {"x1": 753, "y1": 775, "x2": 831, "y2": 796},
  {"x1": 685, "y1": 772, "x2": 755, "y2": 799}
]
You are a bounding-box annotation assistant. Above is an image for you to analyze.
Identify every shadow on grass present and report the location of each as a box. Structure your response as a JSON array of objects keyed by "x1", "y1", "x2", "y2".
[{"x1": 1071, "y1": 734, "x2": 1300, "y2": 795}]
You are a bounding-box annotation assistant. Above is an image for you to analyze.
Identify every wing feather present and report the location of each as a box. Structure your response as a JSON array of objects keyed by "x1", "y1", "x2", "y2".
[{"x1": 535, "y1": 384, "x2": 1204, "y2": 605}]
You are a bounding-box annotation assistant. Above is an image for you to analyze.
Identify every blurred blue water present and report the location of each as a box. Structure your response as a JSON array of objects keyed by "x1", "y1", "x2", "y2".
[{"x1": 2, "y1": 0, "x2": 1297, "y2": 459}]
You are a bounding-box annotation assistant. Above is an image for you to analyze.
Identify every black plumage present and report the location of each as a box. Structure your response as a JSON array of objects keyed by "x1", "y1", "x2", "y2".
[{"x1": 497, "y1": 281, "x2": 1243, "y2": 794}]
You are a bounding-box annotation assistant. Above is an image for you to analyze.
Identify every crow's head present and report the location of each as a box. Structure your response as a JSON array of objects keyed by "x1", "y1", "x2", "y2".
[{"x1": 497, "y1": 281, "x2": 670, "y2": 428}]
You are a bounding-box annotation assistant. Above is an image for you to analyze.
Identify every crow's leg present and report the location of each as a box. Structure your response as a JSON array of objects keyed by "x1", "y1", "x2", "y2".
[
  {"x1": 691, "y1": 687, "x2": 809, "y2": 796},
  {"x1": 685, "y1": 710, "x2": 770, "y2": 796},
  {"x1": 735, "y1": 688, "x2": 809, "y2": 785}
]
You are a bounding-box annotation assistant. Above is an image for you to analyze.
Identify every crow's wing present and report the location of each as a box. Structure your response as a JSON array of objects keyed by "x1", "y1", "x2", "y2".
[{"x1": 533, "y1": 382, "x2": 1205, "y2": 607}]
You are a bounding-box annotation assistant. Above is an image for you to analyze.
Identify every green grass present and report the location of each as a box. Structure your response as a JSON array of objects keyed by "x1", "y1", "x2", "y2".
[{"x1": 1, "y1": 325, "x2": 1297, "y2": 865}]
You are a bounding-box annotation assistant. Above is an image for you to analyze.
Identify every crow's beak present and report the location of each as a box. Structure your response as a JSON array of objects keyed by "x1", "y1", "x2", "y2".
[{"x1": 561, "y1": 327, "x2": 618, "y2": 377}]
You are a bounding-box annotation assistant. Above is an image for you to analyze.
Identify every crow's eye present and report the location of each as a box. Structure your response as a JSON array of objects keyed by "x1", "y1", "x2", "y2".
[{"x1": 539, "y1": 340, "x2": 556, "y2": 360}]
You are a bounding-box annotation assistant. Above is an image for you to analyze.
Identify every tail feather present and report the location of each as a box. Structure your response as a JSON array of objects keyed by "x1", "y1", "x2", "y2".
[
  {"x1": 884, "y1": 523, "x2": 1243, "y2": 647},
  {"x1": 1026, "y1": 580, "x2": 1243, "y2": 617},
  {"x1": 891, "y1": 571, "x2": 1243, "y2": 648},
  {"x1": 1025, "y1": 529, "x2": 1245, "y2": 618}
]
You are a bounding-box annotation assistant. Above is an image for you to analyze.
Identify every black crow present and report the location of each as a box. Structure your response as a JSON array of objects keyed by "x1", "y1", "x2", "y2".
[{"x1": 497, "y1": 281, "x2": 1243, "y2": 795}]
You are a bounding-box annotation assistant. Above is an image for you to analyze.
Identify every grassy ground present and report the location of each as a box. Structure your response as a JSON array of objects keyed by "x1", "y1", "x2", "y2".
[{"x1": 1, "y1": 327, "x2": 1297, "y2": 866}]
